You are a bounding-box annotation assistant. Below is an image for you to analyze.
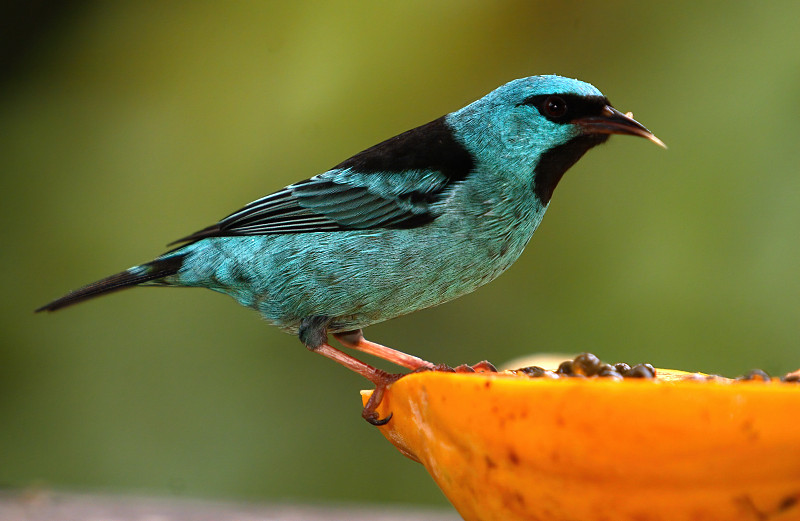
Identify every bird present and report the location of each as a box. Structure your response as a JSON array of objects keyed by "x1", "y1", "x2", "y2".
[{"x1": 37, "y1": 75, "x2": 664, "y2": 424}]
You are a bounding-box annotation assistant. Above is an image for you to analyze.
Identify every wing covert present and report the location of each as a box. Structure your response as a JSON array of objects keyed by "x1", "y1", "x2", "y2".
[{"x1": 171, "y1": 115, "x2": 475, "y2": 244}]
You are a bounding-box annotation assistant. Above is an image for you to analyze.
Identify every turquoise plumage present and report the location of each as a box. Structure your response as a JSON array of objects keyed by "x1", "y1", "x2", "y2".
[{"x1": 38, "y1": 75, "x2": 663, "y2": 423}]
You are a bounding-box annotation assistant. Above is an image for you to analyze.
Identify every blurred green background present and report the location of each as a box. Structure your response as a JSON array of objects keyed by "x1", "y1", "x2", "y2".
[{"x1": 2, "y1": 0, "x2": 799, "y2": 508}]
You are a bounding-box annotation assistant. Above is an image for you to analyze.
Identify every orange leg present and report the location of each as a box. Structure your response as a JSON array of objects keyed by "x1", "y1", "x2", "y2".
[
  {"x1": 311, "y1": 343, "x2": 401, "y2": 425},
  {"x1": 312, "y1": 342, "x2": 392, "y2": 385},
  {"x1": 300, "y1": 317, "x2": 435, "y2": 425},
  {"x1": 333, "y1": 329, "x2": 435, "y2": 370}
]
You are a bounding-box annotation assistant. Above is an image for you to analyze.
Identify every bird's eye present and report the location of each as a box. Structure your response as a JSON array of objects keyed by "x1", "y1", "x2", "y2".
[{"x1": 543, "y1": 96, "x2": 568, "y2": 118}]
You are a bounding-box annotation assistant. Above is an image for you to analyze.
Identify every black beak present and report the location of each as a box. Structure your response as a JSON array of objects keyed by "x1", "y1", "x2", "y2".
[{"x1": 577, "y1": 106, "x2": 666, "y2": 148}]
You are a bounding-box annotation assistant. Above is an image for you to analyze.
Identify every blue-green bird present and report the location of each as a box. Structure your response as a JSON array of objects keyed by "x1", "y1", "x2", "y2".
[{"x1": 38, "y1": 75, "x2": 663, "y2": 423}]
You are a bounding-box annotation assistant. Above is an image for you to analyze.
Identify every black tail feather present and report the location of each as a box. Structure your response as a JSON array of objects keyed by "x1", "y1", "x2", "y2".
[{"x1": 36, "y1": 254, "x2": 186, "y2": 312}]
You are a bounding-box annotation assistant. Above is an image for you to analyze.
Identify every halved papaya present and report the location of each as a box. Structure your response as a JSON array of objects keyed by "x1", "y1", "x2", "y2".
[{"x1": 362, "y1": 359, "x2": 800, "y2": 521}]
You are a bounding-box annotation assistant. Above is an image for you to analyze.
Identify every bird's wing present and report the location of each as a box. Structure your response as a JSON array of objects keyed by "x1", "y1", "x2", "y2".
[
  {"x1": 172, "y1": 116, "x2": 474, "y2": 244},
  {"x1": 172, "y1": 169, "x2": 454, "y2": 243}
]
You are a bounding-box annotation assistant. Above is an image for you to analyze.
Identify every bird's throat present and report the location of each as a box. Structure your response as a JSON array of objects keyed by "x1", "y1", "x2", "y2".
[{"x1": 532, "y1": 133, "x2": 609, "y2": 205}]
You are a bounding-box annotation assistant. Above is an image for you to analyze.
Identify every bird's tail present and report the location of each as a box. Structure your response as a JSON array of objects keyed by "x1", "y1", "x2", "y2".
[{"x1": 36, "y1": 253, "x2": 187, "y2": 312}]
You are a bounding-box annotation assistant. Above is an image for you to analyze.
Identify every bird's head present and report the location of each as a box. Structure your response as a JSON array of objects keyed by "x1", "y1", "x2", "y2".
[{"x1": 447, "y1": 75, "x2": 664, "y2": 203}]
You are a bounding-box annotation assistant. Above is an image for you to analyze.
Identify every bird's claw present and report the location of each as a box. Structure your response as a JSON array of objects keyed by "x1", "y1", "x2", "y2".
[
  {"x1": 360, "y1": 361, "x2": 498, "y2": 425},
  {"x1": 361, "y1": 371, "x2": 403, "y2": 426},
  {"x1": 363, "y1": 410, "x2": 393, "y2": 426}
]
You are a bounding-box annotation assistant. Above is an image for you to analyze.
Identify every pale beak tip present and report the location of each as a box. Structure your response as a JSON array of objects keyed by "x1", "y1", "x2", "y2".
[{"x1": 647, "y1": 133, "x2": 667, "y2": 149}]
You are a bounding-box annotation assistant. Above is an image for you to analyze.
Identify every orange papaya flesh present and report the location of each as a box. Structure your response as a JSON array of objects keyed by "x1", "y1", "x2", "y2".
[{"x1": 361, "y1": 363, "x2": 800, "y2": 521}]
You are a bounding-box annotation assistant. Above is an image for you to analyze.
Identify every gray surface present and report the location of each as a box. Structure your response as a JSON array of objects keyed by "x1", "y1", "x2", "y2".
[{"x1": 0, "y1": 491, "x2": 461, "y2": 521}]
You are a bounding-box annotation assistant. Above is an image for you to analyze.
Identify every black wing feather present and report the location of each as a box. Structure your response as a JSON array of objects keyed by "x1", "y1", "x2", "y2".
[{"x1": 170, "y1": 116, "x2": 474, "y2": 244}]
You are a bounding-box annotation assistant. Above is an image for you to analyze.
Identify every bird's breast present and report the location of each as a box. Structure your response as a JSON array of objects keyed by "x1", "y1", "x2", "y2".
[{"x1": 441, "y1": 183, "x2": 546, "y2": 278}]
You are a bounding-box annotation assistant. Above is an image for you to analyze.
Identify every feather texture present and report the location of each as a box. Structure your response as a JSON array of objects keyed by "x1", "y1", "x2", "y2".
[{"x1": 39, "y1": 75, "x2": 662, "y2": 343}]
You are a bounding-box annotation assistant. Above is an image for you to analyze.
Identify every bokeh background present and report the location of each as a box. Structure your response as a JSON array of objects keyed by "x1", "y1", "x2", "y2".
[{"x1": 2, "y1": 0, "x2": 799, "y2": 509}]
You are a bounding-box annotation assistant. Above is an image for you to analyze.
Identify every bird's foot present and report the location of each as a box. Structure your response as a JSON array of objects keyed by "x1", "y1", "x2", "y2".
[
  {"x1": 362, "y1": 361, "x2": 498, "y2": 425},
  {"x1": 300, "y1": 319, "x2": 496, "y2": 425},
  {"x1": 362, "y1": 371, "x2": 404, "y2": 426},
  {"x1": 307, "y1": 341, "x2": 402, "y2": 425}
]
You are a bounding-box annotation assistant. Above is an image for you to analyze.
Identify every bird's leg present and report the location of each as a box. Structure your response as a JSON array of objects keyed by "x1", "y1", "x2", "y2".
[
  {"x1": 333, "y1": 329, "x2": 435, "y2": 370},
  {"x1": 310, "y1": 342, "x2": 390, "y2": 385},
  {"x1": 309, "y1": 344, "x2": 401, "y2": 425},
  {"x1": 300, "y1": 316, "x2": 400, "y2": 425}
]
